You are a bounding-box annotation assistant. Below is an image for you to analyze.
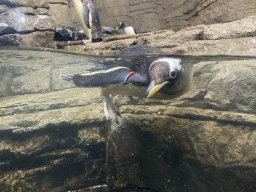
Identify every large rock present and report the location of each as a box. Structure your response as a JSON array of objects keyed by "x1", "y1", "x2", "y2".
[
  {"x1": 92, "y1": 0, "x2": 256, "y2": 32},
  {"x1": 55, "y1": 15, "x2": 256, "y2": 55},
  {"x1": 0, "y1": 1, "x2": 55, "y2": 47},
  {"x1": 0, "y1": 47, "x2": 256, "y2": 191}
]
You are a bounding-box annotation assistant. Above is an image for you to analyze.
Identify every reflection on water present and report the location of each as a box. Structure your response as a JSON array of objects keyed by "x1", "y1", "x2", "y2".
[{"x1": 0, "y1": 46, "x2": 256, "y2": 192}]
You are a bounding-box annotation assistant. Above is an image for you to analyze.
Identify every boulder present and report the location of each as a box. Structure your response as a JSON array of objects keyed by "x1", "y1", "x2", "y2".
[{"x1": 0, "y1": 1, "x2": 55, "y2": 48}]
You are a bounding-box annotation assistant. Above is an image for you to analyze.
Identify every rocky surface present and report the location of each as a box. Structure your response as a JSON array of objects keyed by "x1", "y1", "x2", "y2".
[
  {"x1": 0, "y1": 45, "x2": 256, "y2": 191},
  {"x1": 1, "y1": 0, "x2": 256, "y2": 49},
  {"x1": 0, "y1": 0, "x2": 55, "y2": 47},
  {"x1": 55, "y1": 15, "x2": 256, "y2": 56},
  {"x1": 0, "y1": 2, "x2": 256, "y2": 192},
  {"x1": 75, "y1": 0, "x2": 256, "y2": 33}
]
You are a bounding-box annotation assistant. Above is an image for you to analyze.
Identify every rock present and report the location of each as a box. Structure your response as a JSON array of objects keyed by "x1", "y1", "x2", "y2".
[
  {"x1": 0, "y1": 0, "x2": 54, "y2": 47},
  {"x1": 48, "y1": 3, "x2": 73, "y2": 28},
  {"x1": 20, "y1": 31, "x2": 55, "y2": 47},
  {"x1": 0, "y1": 34, "x2": 21, "y2": 45},
  {"x1": 0, "y1": 47, "x2": 256, "y2": 191},
  {"x1": 0, "y1": 23, "x2": 17, "y2": 36},
  {"x1": 92, "y1": 0, "x2": 256, "y2": 33}
]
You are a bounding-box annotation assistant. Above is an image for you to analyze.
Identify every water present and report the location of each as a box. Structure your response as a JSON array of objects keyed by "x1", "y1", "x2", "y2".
[{"x1": 0, "y1": 46, "x2": 256, "y2": 192}]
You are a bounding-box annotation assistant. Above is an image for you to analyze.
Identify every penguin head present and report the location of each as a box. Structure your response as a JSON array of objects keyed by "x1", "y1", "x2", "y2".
[
  {"x1": 116, "y1": 22, "x2": 125, "y2": 29},
  {"x1": 145, "y1": 58, "x2": 184, "y2": 99},
  {"x1": 116, "y1": 22, "x2": 131, "y2": 29}
]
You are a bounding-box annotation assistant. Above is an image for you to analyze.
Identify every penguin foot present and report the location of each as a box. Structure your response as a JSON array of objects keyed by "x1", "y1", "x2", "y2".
[
  {"x1": 81, "y1": 38, "x2": 92, "y2": 44},
  {"x1": 102, "y1": 95, "x2": 121, "y2": 125}
]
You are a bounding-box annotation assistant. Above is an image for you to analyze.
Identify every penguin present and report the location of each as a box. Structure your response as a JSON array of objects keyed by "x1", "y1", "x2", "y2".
[
  {"x1": 54, "y1": 26, "x2": 88, "y2": 41},
  {"x1": 72, "y1": 0, "x2": 102, "y2": 43},
  {"x1": 101, "y1": 26, "x2": 120, "y2": 39},
  {"x1": 115, "y1": 22, "x2": 137, "y2": 35},
  {"x1": 62, "y1": 45, "x2": 193, "y2": 124}
]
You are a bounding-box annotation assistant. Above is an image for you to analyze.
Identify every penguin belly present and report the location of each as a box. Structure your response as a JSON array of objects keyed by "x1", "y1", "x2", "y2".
[
  {"x1": 124, "y1": 26, "x2": 136, "y2": 35},
  {"x1": 73, "y1": 0, "x2": 91, "y2": 39}
]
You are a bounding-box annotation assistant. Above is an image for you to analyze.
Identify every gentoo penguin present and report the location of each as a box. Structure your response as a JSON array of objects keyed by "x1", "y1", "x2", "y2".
[
  {"x1": 115, "y1": 21, "x2": 137, "y2": 35},
  {"x1": 62, "y1": 45, "x2": 193, "y2": 124},
  {"x1": 101, "y1": 26, "x2": 120, "y2": 38},
  {"x1": 73, "y1": 0, "x2": 102, "y2": 42}
]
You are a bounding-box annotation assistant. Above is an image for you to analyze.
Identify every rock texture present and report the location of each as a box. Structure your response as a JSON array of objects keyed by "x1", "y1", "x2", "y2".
[
  {"x1": 1, "y1": 0, "x2": 256, "y2": 48},
  {"x1": 0, "y1": 44, "x2": 256, "y2": 191},
  {"x1": 55, "y1": 15, "x2": 256, "y2": 56},
  {"x1": 1, "y1": 2, "x2": 256, "y2": 192},
  {"x1": 0, "y1": 0, "x2": 55, "y2": 47},
  {"x1": 79, "y1": 0, "x2": 256, "y2": 33}
]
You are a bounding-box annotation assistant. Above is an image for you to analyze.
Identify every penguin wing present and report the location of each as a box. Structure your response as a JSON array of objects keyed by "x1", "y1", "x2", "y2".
[
  {"x1": 83, "y1": 5, "x2": 91, "y2": 29},
  {"x1": 132, "y1": 26, "x2": 137, "y2": 34},
  {"x1": 68, "y1": 66, "x2": 131, "y2": 87}
]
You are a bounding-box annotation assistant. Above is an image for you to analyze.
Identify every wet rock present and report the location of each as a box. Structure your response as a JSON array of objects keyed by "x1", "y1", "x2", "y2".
[{"x1": 1, "y1": 47, "x2": 256, "y2": 191}]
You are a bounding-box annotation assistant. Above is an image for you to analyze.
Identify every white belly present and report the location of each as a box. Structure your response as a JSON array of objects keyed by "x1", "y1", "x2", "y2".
[{"x1": 124, "y1": 26, "x2": 136, "y2": 35}]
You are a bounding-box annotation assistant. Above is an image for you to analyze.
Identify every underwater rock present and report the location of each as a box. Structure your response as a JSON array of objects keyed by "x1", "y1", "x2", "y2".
[{"x1": 0, "y1": 47, "x2": 256, "y2": 191}]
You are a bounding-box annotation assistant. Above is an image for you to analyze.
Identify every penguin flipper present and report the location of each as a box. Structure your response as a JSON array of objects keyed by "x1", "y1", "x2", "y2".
[
  {"x1": 64, "y1": 66, "x2": 130, "y2": 87},
  {"x1": 83, "y1": 5, "x2": 91, "y2": 29}
]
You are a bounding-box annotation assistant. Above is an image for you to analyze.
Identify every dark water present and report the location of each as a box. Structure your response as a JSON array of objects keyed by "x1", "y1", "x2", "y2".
[{"x1": 0, "y1": 47, "x2": 256, "y2": 192}]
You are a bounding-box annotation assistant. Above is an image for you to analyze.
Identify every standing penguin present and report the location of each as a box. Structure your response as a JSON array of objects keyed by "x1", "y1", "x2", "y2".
[
  {"x1": 116, "y1": 21, "x2": 137, "y2": 35},
  {"x1": 73, "y1": 0, "x2": 102, "y2": 42}
]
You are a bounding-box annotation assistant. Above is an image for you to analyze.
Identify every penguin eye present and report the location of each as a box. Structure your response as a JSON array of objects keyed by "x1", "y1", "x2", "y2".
[{"x1": 170, "y1": 71, "x2": 177, "y2": 78}]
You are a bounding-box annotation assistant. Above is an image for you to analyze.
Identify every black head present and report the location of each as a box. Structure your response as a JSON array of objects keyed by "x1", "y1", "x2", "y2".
[{"x1": 116, "y1": 22, "x2": 130, "y2": 29}]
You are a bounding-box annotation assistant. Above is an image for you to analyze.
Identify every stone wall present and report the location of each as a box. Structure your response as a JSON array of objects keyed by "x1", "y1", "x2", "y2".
[
  {"x1": 0, "y1": 0, "x2": 56, "y2": 47},
  {"x1": 93, "y1": 0, "x2": 256, "y2": 32},
  {"x1": 47, "y1": 0, "x2": 256, "y2": 33},
  {"x1": 1, "y1": 0, "x2": 256, "y2": 47}
]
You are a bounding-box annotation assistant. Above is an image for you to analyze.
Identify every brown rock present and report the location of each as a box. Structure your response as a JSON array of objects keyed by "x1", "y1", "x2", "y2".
[
  {"x1": 48, "y1": 3, "x2": 73, "y2": 27},
  {"x1": 1, "y1": 47, "x2": 256, "y2": 191},
  {"x1": 20, "y1": 31, "x2": 55, "y2": 47},
  {"x1": 34, "y1": 15, "x2": 56, "y2": 31}
]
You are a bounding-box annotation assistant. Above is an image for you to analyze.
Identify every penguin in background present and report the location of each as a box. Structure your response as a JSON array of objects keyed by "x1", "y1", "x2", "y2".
[
  {"x1": 62, "y1": 45, "x2": 193, "y2": 124},
  {"x1": 73, "y1": 0, "x2": 102, "y2": 43},
  {"x1": 116, "y1": 21, "x2": 137, "y2": 35}
]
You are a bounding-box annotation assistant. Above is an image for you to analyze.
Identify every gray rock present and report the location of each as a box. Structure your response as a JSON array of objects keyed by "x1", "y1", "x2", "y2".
[
  {"x1": 0, "y1": 23, "x2": 17, "y2": 36},
  {"x1": 34, "y1": 15, "x2": 56, "y2": 31},
  {"x1": 0, "y1": 34, "x2": 21, "y2": 45}
]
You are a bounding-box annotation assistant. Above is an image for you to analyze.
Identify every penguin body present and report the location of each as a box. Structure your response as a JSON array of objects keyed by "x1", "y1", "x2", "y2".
[
  {"x1": 65, "y1": 45, "x2": 192, "y2": 100},
  {"x1": 73, "y1": 0, "x2": 102, "y2": 42},
  {"x1": 116, "y1": 22, "x2": 137, "y2": 35},
  {"x1": 101, "y1": 26, "x2": 120, "y2": 38},
  {"x1": 62, "y1": 45, "x2": 192, "y2": 124},
  {"x1": 62, "y1": 45, "x2": 256, "y2": 124}
]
